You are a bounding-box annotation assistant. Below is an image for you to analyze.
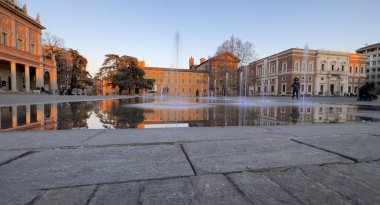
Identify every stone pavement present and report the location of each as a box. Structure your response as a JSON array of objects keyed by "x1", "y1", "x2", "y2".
[{"x1": 1, "y1": 123, "x2": 380, "y2": 204}]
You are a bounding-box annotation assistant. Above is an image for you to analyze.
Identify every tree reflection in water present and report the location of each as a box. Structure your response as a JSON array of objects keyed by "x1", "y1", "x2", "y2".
[
  {"x1": 94, "y1": 98, "x2": 153, "y2": 129},
  {"x1": 57, "y1": 102, "x2": 94, "y2": 129}
]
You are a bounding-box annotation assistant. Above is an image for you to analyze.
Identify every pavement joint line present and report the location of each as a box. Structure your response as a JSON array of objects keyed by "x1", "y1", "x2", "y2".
[
  {"x1": 265, "y1": 173, "x2": 307, "y2": 205},
  {"x1": 84, "y1": 185, "x2": 99, "y2": 205},
  {"x1": 179, "y1": 144, "x2": 197, "y2": 176},
  {"x1": 0, "y1": 136, "x2": 296, "y2": 152},
  {"x1": 225, "y1": 175, "x2": 254, "y2": 205},
  {"x1": 80, "y1": 130, "x2": 107, "y2": 143},
  {"x1": 137, "y1": 184, "x2": 145, "y2": 205},
  {"x1": 26, "y1": 191, "x2": 43, "y2": 205},
  {"x1": 319, "y1": 164, "x2": 380, "y2": 194},
  {"x1": 31, "y1": 161, "x2": 378, "y2": 193},
  {"x1": 291, "y1": 139, "x2": 359, "y2": 163},
  {"x1": 37, "y1": 175, "x2": 195, "y2": 191},
  {"x1": 0, "y1": 151, "x2": 38, "y2": 167},
  {"x1": 298, "y1": 168, "x2": 363, "y2": 205}
]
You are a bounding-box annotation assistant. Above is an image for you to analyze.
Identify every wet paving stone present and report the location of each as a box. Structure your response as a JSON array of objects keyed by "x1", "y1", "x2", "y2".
[
  {"x1": 0, "y1": 145, "x2": 194, "y2": 189},
  {"x1": 183, "y1": 138, "x2": 350, "y2": 174},
  {"x1": 295, "y1": 134, "x2": 380, "y2": 161}
]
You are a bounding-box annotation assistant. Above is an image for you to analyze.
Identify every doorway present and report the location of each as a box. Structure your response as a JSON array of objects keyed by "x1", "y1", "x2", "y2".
[{"x1": 330, "y1": 84, "x2": 334, "y2": 95}]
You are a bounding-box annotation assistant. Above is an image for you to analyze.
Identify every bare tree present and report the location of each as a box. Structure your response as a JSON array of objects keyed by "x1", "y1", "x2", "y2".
[
  {"x1": 43, "y1": 32, "x2": 65, "y2": 57},
  {"x1": 216, "y1": 35, "x2": 255, "y2": 66}
]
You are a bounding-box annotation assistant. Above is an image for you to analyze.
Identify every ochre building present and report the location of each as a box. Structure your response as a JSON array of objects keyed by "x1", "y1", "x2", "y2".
[
  {"x1": 103, "y1": 52, "x2": 240, "y2": 96},
  {"x1": 0, "y1": 0, "x2": 57, "y2": 92},
  {"x1": 248, "y1": 48, "x2": 367, "y2": 96}
]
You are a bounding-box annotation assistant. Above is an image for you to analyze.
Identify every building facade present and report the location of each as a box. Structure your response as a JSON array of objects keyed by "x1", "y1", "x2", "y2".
[
  {"x1": 248, "y1": 48, "x2": 367, "y2": 96},
  {"x1": 191, "y1": 52, "x2": 240, "y2": 96},
  {"x1": 356, "y1": 43, "x2": 380, "y2": 91},
  {"x1": 0, "y1": 0, "x2": 57, "y2": 93},
  {"x1": 142, "y1": 66, "x2": 209, "y2": 96},
  {"x1": 102, "y1": 52, "x2": 240, "y2": 96}
]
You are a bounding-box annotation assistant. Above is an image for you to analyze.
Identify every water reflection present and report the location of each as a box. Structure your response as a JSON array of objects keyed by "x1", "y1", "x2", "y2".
[
  {"x1": 0, "y1": 104, "x2": 57, "y2": 131},
  {"x1": 0, "y1": 98, "x2": 378, "y2": 131}
]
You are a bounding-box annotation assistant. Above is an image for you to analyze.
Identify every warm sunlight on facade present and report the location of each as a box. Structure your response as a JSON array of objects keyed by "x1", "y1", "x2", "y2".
[{"x1": 0, "y1": 0, "x2": 57, "y2": 93}]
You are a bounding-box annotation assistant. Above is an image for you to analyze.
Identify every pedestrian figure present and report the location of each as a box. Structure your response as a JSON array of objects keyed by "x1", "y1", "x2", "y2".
[{"x1": 292, "y1": 77, "x2": 300, "y2": 100}]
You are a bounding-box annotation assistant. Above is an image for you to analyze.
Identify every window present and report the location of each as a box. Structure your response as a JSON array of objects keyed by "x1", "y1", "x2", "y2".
[
  {"x1": 17, "y1": 39, "x2": 22, "y2": 50},
  {"x1": 308, "y1": 84, "x2": 312, "y2": 93},
  {"x1": 282, "y1": 84, "x2": 286, "y2": 92},
  {"x1": 348, "y1": 86, "x2": 351, "y2": 93},
  {"x1": 361, "y1": 67, "x2": 364, "y2": 73},
  {"x1": 295, "y1": 62, "x2": 299, "y2": 71},
  {"x1": 30, "y1": 44, "x2": 35, "y2": 54},
  {"x1": 320, "y1": 85, "x2": 324, "y2": 93},
  {"x1": 321, "y1": 64, "x2": 325, "y2": 71},
  {"x1": 282, "y1": 63, "x2": 287, "y2": 73},
  {"x1": 308, "y1": 77, "x2": 312, "y2": 80},
  {"x1": 271, "y1": 86, "x2": 274, "y2": 92},
  {"x1": 321, "y1": 77, "x2": 324, "y2": 81},
  {"x1": 308, "y1": 63, "x2": 313, "y2": 72},
  {"x1": 1, "y1": 32, "x2": 7, "y2": 45},
  {"x1": 282, "y1": 77, "x2": 286, "y2": 81},
  {"x1": 302, "y1": 63, "x2": 306, "y2": 71},
  {"x1": 332, "y1": 65, "x2": 335, "y2": 71},
  {"x1": 301, "y1": 84, "x2": 305, "y2": 92},
  {"x1": 341, "y1": 65, "x2": 344, "y2": 72},
  {"x1": 355, "y1": 67, "x2": 358, "y2": 73},
  {"x1": 350, "y1": 67, "x2": 352, "y2": 73}
]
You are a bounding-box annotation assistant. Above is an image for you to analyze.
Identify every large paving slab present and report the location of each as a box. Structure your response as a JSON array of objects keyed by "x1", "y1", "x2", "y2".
[
  {"x1": 0, "y1": 145, "x2": 194, "y2": 189},
  {"x1": 228, "y1": 172, "x2": 302, "y2": 205},
  {"x1": 90, "y1": 175, "x2": 249, "y2": 205},
  {"x1": 0, "y1": 150, "x2": 28, "y2": 165},
  {"x1": 34, "y1": 186, "x2": 96, "y2": 205},
  {"x1": 182, "y1": 138, "x2": 351, "y2": 174},
  {"x1": 272, "y1": 122, "x2": 380, "y2": 137},
  {"x1": 0, "y1": 187, "x2": 40, "y2": 205},
  {"x1": 0, "y1": 130, "x2": 103, "y2": 150},
  {"x1": 323, "y1": 162, "x2": 380, "y2": 190},
  {"x1": 265, "y1": 169, "x2": 356, "y2": 205},
  {"x1": 82, "y1": 126, "x2": 288, "y2": 146},
  {"x1": 294, "y1": 134, "x2": 380, "y2": 161},
  {"x1": 301, "y1": 165, "x2": 380, "y2": 205}
]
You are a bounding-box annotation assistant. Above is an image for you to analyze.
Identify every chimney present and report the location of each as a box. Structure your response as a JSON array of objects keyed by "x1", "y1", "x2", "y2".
[
  {"x1": 200, "y1": 58, "x2": 206, "y2": 64},
  {"x1": 36, "y1": 13, "x2": 41, "y2": 24},
  {"x1": 189, "y1": 57, "x2": 194, "y2": 69}
]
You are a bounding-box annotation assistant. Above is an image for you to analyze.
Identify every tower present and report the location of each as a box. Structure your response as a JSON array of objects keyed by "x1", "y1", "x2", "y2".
[{"x1": 189, "y1": 56, "x2": 194, "y2": 69}]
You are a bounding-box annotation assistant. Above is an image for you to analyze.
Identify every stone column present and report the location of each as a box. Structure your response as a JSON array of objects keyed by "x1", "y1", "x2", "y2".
[
  {"x1": 25, "y1": 64, "x2": 30, "y2": 92},
  {"x1": 26, "y1": 105, "x2": 31, "y2": 124},
  {"x1": 50, "y1": 70, "x2": 58, "y2": 93},
  {"x1": 11, "y1": 62, "x2": 17, "y2": 92},
  {"x1": 12, "y1": 105, "x2": 17, "y2": 128},
  {"x1": 51, "y1": 103, "x2": 58, "y2": 129},
  {"x1": 36, "y1": 66, "x2": 44, "y2": 88},
  {"x1": 36, "y1": 104, "x2": 45, "y2": 129}
]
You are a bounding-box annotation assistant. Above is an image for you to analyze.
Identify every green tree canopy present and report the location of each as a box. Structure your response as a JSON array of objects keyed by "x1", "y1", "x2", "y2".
[{"x1": 101, "y1": 54, "x2": 155, "y2": 95}]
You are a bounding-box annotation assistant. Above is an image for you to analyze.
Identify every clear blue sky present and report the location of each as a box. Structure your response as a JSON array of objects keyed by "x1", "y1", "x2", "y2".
[{"x1": 25, "y1": 0, "x2": 379, "y2": 75}]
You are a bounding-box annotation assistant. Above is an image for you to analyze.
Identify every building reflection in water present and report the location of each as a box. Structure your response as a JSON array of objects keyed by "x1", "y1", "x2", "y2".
[
  {"x1": 0, "y1": 104, "x2": 57, "y2": 131},
  {"x1": 0, "y1": 99, "x2": 372, "y2": 131}
]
